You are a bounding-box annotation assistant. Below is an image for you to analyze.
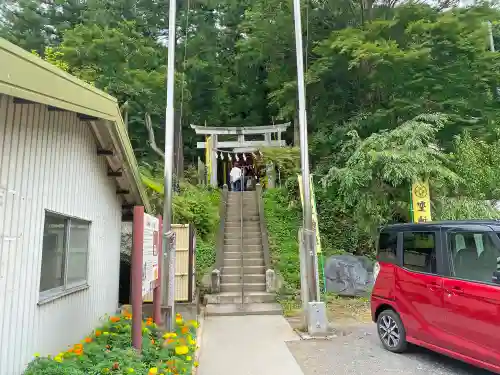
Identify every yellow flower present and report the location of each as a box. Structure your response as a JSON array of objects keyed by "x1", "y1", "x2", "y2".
[
  {"x1": 163, "y1": 332, "x2": 177, "y2": 339},
  {"x1": 103, "y1": 332, "x2": 110, "y2": 336},
  {"x1": 127, "y1": 369, "x2": 135, "y2": 373},
  {"x1": 175, "y1": 318, "x2": 184, "y2": 326},
  {"x1": 54, "y1": 355, "x2": 63, "y2": 363},
  {"x1": 186, "y1": 356, "x2": 192, "y2": 361},
  {"x1": 34, "y1": 353, "x2": 40, "y2": 358},
  {"x1": 149, "y1": 368, "x2": 158, "y2": 375},
  {"x1": 174, "y1": 345, "x2": 189, "y2": 355},
  {"x1": 194, "y1": 361, "x2": 199, "y2": 367}
]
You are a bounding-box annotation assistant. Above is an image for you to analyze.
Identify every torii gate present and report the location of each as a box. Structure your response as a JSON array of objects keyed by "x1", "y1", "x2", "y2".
[{"x1": 191, "y1": 123, "x2": 291, "y2": 187}]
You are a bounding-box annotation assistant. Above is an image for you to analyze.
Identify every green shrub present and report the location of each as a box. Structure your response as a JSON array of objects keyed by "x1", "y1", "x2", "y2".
[{"x1": 263, "y1": 188, "x2": 302, "y2": 296}]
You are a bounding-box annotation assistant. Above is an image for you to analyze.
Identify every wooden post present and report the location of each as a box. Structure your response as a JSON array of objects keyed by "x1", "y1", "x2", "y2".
[{"x1": 131, "y1": 206, "x2": 144, "y2": 350}]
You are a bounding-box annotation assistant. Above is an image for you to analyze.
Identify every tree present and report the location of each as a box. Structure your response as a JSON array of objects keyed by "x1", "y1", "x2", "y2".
[{"x1": 322, "y1": 113, "x2": 460, "y2": 236}]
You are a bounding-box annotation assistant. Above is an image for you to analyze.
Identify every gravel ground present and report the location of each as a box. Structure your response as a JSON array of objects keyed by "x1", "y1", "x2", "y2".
[{"x1": 287, "y1": 323, "x2": 494, "y2": 375}]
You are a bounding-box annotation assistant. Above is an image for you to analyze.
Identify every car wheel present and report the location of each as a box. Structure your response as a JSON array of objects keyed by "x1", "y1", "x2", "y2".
[{"x1": 377, "y1": 309, "x2": 408, "y2": 353}]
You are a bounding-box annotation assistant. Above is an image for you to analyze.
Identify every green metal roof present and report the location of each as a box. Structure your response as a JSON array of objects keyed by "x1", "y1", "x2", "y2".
[{"x1": 0, "y1": 38, "x2": 151, "y2": 212}]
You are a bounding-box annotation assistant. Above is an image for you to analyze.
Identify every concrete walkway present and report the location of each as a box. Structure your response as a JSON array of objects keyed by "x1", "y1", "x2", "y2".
[{"x1": 197, "y1": 315, "x2": 305, "y2": 375}]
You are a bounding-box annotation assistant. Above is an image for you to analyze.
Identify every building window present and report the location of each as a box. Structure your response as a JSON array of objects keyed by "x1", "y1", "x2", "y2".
[
  {"x1": 402, "y1": 231, "x2": 437, "y2": 274},
  {"x1": 40, "y1": 212, "x2": 90, "y2": 299}
]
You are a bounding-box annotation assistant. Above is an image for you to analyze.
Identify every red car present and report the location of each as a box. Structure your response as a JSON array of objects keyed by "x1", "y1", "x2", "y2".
[{"x1": 371, "y1": 221, "x2": 500, "y2": 373}]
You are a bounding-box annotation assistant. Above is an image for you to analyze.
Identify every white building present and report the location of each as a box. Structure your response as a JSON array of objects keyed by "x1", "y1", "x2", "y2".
[{"x1": 0, "y1": 38, "x2": 150, "y2": 374}]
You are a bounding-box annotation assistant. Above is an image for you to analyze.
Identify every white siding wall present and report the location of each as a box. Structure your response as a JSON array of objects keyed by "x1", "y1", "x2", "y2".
[{"x1": 0, "y1": 95, "x2": 122, "y2": 374}]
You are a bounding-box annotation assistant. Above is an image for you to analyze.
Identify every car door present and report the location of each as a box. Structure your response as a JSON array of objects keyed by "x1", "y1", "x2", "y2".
[
  {"x1": 440, "y1": 229, "x2": 500, "y2": 367},
  {"x1": 394, "y1": 230, "x2": 448, "y2": 347}
]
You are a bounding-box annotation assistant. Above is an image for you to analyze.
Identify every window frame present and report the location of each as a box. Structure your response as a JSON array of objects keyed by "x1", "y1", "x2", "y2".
[
  {"x1": 39, "y1": 210, "x2": 91, "y2": 304},
  {"x1": 443, "y1": 228, "x2": 500, "y2": 286},
  {"x1": 398, "y1": 230, "x2": 444, "y2": 276},
  {"x1": 377, "y1": 230, "x2": 398, "y2": 264}
]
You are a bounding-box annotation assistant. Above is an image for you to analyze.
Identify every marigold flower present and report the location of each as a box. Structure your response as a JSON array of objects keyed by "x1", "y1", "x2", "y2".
[
  {"x1": 163, "y1": 332, "x2": 177, "y2": 339},
  {"x1": 151, "y1": 339, "x2": 155, "y2": 344},
  {"x1": 84, "y1": 337, "x2": 92, "y2": 343},
  {"x1": 175, "y1": 318, "x2": 183, "y2": 326},
  {"x1": 95, "y1": 330, "x2": 102, "y2": 337},
  {"x1": 186, "y1": 355, "x2": 192, "y2": 361},
  {"x1": 54, "y1": 355, "x2": 62, "y2": 363},
  {"x1": 110, "y1": 316, "x2": 121, "y2": 323},
  {"x1": 34, "y1": 353, "x2": 40, "y2": 358},
  {"x1": 149, "y1": 367, "x2": 158, "y2": 374},
  {"x1": 194, "y1": 361, "x2": 199, "y2": 368},
  {"x1": 174, "y1": 345, "x2": 189, "y2": 355},
  {"x1": 74, "y1": 344, "x2": 83, "y2": 350}
]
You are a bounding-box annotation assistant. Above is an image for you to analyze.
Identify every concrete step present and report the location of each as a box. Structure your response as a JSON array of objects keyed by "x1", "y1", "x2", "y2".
[
  {"x1": 223, "y1": 244, "x2": 262, "y2": 252},
  {"x1": 226, "y1": 212, "x2": 259, "y2": 218},
  {"x1": 224, "y1": 233, "x2": 262, "y2": 239},
  {"x1": 205, "y1": 303, "x2": 282, "y2": 316},
  {"x1": 224, "y1": 258, "x2": 264, "y2": 267},
  {"x1": 225, "y1": 223, "x2": 261, "y2": 229},
  {"x1": 221, "y1": 274, "x2": 266, "y2": 284},
  {"x1": 225, "y1": 238, "x2": 262, "y2": 246},
  {"x1": 223, "y1": 251, "x2": 263, "y2": 260},
  {"x1": 204, "y1": 291, "x2": 276, "y2": 304},
  {"x1": 220, "y1": 282, "x2": 266, "y2": 293},
  {"x1": 223, "y1": 265, "x2": 266, "y2": 275}
]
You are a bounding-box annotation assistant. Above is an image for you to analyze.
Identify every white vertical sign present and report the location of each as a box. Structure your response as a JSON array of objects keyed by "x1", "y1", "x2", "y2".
[{"x1": 142, "y1": 214, "x2": 159, "y2": 297}]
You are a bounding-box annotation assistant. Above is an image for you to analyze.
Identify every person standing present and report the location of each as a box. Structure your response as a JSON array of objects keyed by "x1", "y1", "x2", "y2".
[{"x1": 230, "y1": 162, "x2": 242, "y2": 191}]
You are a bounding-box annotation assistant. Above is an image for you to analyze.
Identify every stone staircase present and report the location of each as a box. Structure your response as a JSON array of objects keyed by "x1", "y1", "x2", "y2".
[{"x1": 205, "y1": 190, "x2": 281, "y2": 316}]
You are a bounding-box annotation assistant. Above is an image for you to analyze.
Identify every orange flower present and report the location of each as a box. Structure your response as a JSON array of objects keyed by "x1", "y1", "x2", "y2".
[
  {"x1": 110, "y1": 316, "x2": 121, "y2": 323},
  {"x1": 112, "y1": 362, "x2": 120, "y2": 370},
  {"x1": 181, "y1": 326, "x2": 189, "y2": 334},
  {"x1": 74, "y1": 344, "x2": 83, "y2": 350},
  {"x1": 84, "y1": 337, "x2": 92, "y2": 343},
  {"x1": 67, "y1": 348, "x2": 74, "y2": 353},
  {"x1": 95, "y1": 330, "x2": 102, "y2": 337},
  {"x1": 151, "y1": 339, "x2": 155, "y2": 344},
  {"x1": 74, "y1": 349, "x2": 83, "y2": 356}
]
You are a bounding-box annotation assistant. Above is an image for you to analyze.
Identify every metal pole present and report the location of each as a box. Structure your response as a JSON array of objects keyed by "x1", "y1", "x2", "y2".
[
  {"x1": 488, "y1": 21, "x2": 495, "y2": 52},
  {"x1": 162, "y1": 0, "x2": 177, "y2": 331},
  {"x1": 292, "y1": 0, "x2": 317, "y2": 302}
]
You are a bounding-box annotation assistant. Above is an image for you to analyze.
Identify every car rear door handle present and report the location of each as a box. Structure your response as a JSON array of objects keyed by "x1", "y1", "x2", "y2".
[
  {"x1": 427, "y1": 282, "x2": 441, "y2": 291},
  {"x1": 445, "y1": 286, "x2": 464, "y2": 295}
]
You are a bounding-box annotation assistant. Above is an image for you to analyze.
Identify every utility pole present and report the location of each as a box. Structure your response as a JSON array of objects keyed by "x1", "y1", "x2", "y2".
[
  {"x1": 488, "y1": 21, "x2": 495, "y2": 52},
  {"x1": 162, "y1": 0, "x2": 177, "y2": 331},
  {"x1": 487, "y1": 21, "x2": 499, "y2": 101},
  {"x1": 292, "y1": 0, "x2": 328, "y2": 335}
]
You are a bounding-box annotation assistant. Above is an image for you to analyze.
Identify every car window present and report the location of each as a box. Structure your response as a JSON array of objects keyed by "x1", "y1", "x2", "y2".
[
  {"x1": 378, "y1": 232, "x2": 397, "y2": 263},
  {"x1": 448, "y1": 231, "x2": 500, "y2": 284},
  {"x1": 402, "y1": 232, "x2": 437, "y2": 274}
]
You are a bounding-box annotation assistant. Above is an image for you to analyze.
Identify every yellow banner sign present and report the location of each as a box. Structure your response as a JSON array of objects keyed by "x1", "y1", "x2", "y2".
[
  {"x1": 205, "y1": 136, "x2": 212, "y2": 184},
  {"x1": 298, "y1": 174, "x2": 322, "y2": 254},
  {"x1": 411, "y1": 180, "x2": 432, "y2": 223}
]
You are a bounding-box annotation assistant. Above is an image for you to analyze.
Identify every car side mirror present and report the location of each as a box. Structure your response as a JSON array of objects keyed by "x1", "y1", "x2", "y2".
[{"x1": 493, "y1": 271, "x2": 500, "y2": 285}]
